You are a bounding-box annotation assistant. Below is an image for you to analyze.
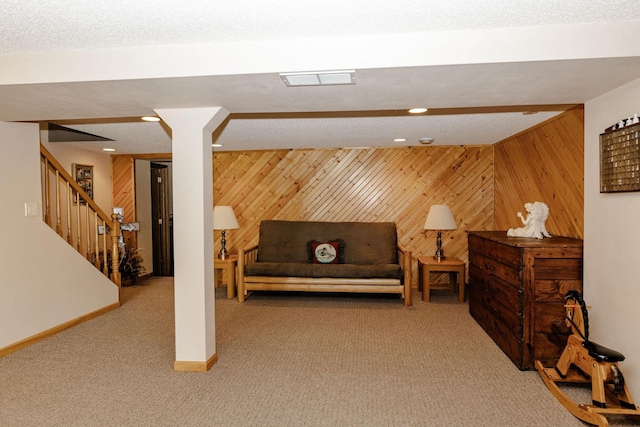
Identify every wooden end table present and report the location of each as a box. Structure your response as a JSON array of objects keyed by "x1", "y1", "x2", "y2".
[
  {"x1": 417, "y1": 256, "x2": 465, "y2": 303},
  {"x1": 214, "y1": 255, "x2": 238, "y2": 299}
]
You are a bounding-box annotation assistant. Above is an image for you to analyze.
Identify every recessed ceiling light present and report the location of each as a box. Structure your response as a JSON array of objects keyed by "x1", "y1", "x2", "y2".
[
  {"x1": 419, "y1": 137, "x2": 435, "y2": 145},
  {"x1": 102, "y1": 148, "x2": 116, "y2": 152},
  {"x1": 409, "y1": 108, "x2": 428, "y2": 114},
  {"x1": 522, "y1": 111, "x2": 538, "y2": 115},
  {"x1": 141, "y1": 116, "x2": 161, "y2": 122},
  {"x1": 212, "y1": 144, "x2": 222, "y2": 148},
  {"x1": 394, "y1": 138, "x2": 407, "y2": 142},
  {"x1": 280, "y1": 70, "x2": 356, "y2": 87}
]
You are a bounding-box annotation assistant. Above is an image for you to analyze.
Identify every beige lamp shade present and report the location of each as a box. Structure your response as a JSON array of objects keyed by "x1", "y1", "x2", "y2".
[
  {"x1": 213, "y1": 206, "x2": 239, "y2": 230},
  {"x1": 424, "y1": 204, "x2": 457, "y2": 261},
  {"x1": 424, "y1": 205, "x2": 457, "y2": 230}
]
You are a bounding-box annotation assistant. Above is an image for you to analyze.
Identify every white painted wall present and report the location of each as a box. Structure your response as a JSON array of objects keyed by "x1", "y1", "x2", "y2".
[
  {"x1": 0, "y1": 122, "x2": 118, "y2": 350},
  {"x1": 585, "y1": 76, "x2": 640, "y2": 397}
]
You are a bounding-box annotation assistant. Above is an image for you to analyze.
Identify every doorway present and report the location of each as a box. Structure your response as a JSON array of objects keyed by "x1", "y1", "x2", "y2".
[{"x1": 151, "y1": 162, "x2": 174, "y2": 276}]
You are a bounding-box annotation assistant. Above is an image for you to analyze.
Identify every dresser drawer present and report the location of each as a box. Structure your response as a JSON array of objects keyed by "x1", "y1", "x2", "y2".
[
  {"x1": 534, "y1": 279, "x2": 582, "y2": 302},
  {"x1": 469, "y1": 281, "x2": 525, "y2": 366},
  {"x1": 469, "y1": 251, "x2": 521, "y2": 289},
  {"x1": 469, "y1": 263, "x2": 522, "y2": 318},
  {"x1": 469, "y1": 234, "x2": 520, "y2": 269},
  {"x1": 534, "y1": 258, "x2": 583, "y2": 280},
  {"x1": 469, "y1": 283, "x2": 523, "y2": 337}
]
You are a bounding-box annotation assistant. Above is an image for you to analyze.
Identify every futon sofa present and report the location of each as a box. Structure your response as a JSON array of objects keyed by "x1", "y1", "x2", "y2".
[{"x1": 237, "y1": 220, "x2": 412, "y2": 305}]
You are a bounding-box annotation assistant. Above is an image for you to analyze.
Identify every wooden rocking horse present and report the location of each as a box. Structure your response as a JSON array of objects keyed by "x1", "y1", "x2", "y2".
[{"x1": 535, "y1": 290, "x2": 640, "y2": 426}]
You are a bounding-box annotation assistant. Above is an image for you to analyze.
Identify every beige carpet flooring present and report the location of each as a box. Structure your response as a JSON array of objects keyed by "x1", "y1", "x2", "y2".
[{"x1": 1, "y1": 276, "x2": 637, "y2": 426}]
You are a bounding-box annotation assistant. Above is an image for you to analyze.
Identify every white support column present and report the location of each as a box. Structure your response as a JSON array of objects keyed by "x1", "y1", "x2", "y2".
[{"x1": 155, "y1": 107, "x2": 229, "y2": 372}]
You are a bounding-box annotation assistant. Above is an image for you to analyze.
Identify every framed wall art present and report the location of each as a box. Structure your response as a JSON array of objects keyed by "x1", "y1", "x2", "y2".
[{"x1": 72, "y1": 163, "x2": 94, "y2": 202}]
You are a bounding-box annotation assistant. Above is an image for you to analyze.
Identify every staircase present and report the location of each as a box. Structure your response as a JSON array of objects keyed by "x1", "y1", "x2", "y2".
[{"x1": 39, "y1": 144, "x2": 122, "y2": 293}]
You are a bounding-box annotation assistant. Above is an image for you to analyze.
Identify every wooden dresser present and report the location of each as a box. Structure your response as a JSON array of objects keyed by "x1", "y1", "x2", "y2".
[{"x1": 467, "y1": 231, "x2": 583, "y2": 370}]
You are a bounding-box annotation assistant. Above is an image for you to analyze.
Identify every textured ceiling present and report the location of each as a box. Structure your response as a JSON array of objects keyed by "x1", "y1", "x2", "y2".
[
  {"x1": 3, "y1": 0, "x2": 640, "y2": 54},
  {"x1": 2, "y1": 1, "x2": 640, "y2": 153},
  {"x1": 55, "y1": 111, "x2": 562, "y2": 154}
]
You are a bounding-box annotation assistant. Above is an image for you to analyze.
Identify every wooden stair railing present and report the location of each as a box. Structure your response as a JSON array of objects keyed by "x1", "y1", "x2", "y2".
[{"x1": 39, "y1": 144, "x2": 121, "y2": 289}]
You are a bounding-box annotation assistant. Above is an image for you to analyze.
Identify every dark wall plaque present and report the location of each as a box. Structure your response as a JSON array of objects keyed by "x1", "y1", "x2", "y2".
[{"x1": 600, "y1": 123, "x2": 640, "y2": 193}]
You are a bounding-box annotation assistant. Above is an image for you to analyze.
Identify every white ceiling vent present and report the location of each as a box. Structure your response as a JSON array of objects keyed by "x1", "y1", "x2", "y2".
[{"x1": 280, "y1": 70, "x2": 356, "y2": 87}]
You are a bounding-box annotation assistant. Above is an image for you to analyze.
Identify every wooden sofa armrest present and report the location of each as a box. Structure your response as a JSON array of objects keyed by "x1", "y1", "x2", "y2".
[
  {"x1": 397, "y1": 244, "x2": 412, "y2": 306},
  {"x1": 238, "y1": 244, "x2": 258, "y2": 302}
]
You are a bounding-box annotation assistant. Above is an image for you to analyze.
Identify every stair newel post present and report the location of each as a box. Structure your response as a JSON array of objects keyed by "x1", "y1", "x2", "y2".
[{"x1": 110, "y1": 213, "x2": 121, "y2": 286}]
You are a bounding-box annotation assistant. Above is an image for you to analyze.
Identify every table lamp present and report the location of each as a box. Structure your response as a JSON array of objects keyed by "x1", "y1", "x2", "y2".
[
  {"x1": 424, "y1": 204, "x2": 457, "y2": 262},
  {"x1": 213, "y1": 206, "x2": 240, "y2": 259}
]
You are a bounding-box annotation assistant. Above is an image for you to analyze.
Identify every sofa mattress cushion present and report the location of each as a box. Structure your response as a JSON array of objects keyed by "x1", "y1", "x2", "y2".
[
  {"x1": 257, "y1": 220, "x2": 398, "y2": 264},
  {"x1": 244, "y1": 262, "x2": 403, "y2": 280}
]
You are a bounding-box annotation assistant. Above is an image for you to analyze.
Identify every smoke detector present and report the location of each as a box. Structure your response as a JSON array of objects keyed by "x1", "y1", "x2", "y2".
[{"x1": 419, "y1": 137, "x2": 434, "y2": 145}]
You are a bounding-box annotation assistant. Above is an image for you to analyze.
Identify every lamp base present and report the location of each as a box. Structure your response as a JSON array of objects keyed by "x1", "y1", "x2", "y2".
[
  {"x1": 433, "y1": 231, "x2": 445, "y2": 262},
  {"x1": 218, "y1": 230, "x2": 229, "y2": 259}
]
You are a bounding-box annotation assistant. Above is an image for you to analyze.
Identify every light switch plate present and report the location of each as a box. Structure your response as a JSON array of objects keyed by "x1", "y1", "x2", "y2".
[{"x1": 25, "y1": 201, "x2": 39, "y2": 217}]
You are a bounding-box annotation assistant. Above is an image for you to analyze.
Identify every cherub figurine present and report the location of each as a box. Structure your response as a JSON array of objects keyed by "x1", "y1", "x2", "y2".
[{"x1": 507, "y1": 201, "x2": 551, "y2": 239}]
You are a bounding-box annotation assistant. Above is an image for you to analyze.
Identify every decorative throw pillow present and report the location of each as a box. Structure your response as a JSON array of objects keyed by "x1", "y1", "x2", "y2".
[{"x1": 307, "y1": 239, "x2": 345, "y2": 264}]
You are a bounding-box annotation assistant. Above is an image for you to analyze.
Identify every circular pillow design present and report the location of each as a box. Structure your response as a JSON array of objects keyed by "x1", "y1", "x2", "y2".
[
  {"x1": 307, "y1": 239, "x2": 345, "y2": 264},
  {"x1": 314, "y1": 243, "x2": 337, "y2": 264}
]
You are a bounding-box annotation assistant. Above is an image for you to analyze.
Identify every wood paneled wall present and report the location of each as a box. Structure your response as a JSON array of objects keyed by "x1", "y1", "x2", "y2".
[
  {"x1": 494, "y1": 107, "x2": 584, "y2": 239},
  {"x1": 214, "y1": 146, "x2": 495, "y2": 284},
  {"x1": 111, "y1": 154, "x2": 137, "y2": 249}
]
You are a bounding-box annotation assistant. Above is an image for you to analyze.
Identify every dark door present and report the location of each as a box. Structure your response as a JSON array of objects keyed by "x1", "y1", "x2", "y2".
[{"x1": 151, "y1": 163, "x2": 173, "y2": 276}]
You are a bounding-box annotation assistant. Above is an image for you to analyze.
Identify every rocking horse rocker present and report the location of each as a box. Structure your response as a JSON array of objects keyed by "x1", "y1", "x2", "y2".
[{"x1": 535, "y1": 290, "x2": 640, "y2": 426}]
